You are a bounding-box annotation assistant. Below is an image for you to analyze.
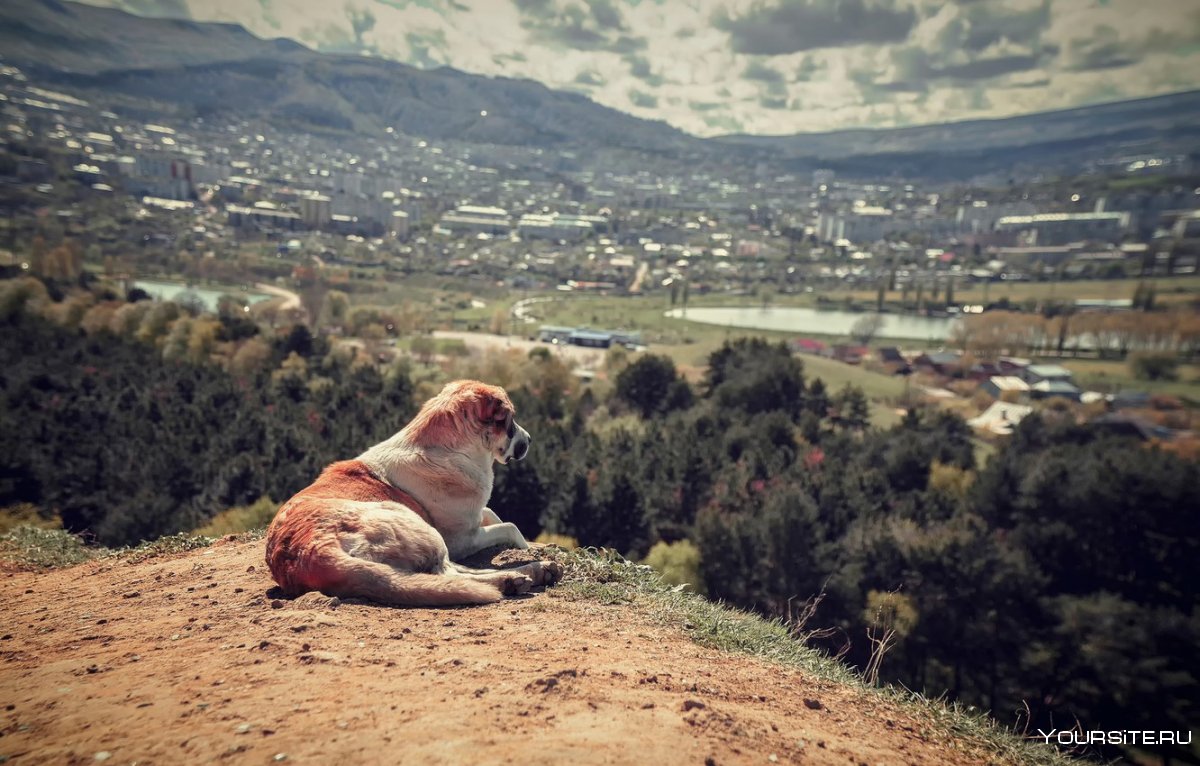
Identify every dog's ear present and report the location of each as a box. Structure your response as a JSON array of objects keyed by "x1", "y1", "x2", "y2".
[{"x1": 471, "y1": 383, "x2": 513, "y2": 427}]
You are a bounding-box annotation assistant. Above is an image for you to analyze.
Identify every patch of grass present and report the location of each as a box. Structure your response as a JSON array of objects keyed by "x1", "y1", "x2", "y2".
[
  {"x1": 114, "y1": 532, "x2": 216, "y2": 564},
  {"x1": 0, "y1": 526, "x2": 255, "y2": 570},
  {"x1": 1058, "y1": 358, "x2": 1200, "y2": 402},
  {"x1": 0, "y1": 525, "x2": 98, "y2": 569},
  {"x1": 552, "y1": 547, "x2": 1076, "y2": 766}
]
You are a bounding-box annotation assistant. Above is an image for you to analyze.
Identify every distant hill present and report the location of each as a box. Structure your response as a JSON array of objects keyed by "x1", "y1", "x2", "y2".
[
  {"x1": 0, "y1": 0, "x2": 699, "y2": 154},
  {"x1": 2, "y1": 0, "x2": 1198, "y2": 176},
  {"x1": 715, "y1": 90, "x2": 1200, "y2": 178}
]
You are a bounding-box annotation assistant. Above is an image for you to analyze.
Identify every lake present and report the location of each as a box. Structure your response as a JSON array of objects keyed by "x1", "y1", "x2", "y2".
[
  {"x1": 665, "y1": 306, "x2": 959, "y2": 341},
  {"x1": 133, "y1": 279, "x2": 274, "y2": 312}
]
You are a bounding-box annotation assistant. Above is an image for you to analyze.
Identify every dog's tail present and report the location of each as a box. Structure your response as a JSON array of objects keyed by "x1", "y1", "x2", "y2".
[{"x1": 329, "y1": 556, "x2": 504, "y2": 607}]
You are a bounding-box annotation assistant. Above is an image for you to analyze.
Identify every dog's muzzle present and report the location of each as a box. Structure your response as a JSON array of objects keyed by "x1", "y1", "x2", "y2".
[{"x1": 505, "y1": 423, "x2": 531, "y2": 462}]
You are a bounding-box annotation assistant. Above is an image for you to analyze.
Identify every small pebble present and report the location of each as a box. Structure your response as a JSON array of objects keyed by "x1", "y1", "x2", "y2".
[{"x1": 94, "y1": 753, "x2": 111, "y2": 762}]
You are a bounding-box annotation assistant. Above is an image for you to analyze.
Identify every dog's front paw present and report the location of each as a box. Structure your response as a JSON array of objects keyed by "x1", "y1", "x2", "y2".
[
  {"x1": 500, "y1": 572, "x2": 533, "y2": 596},
  {"x1": 526, "y1": 559, "x2": 563, "y2": 587}
]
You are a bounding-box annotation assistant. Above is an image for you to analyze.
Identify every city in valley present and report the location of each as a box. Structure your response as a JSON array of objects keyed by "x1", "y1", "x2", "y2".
[{"x1": 3, "y1": 53, "x2": 1197, "y2": 436}]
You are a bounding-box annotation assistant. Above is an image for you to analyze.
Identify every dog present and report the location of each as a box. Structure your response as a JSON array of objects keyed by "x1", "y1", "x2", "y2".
[{"x1": 265, "y1": 380, "x2": 561, "y2": 606}]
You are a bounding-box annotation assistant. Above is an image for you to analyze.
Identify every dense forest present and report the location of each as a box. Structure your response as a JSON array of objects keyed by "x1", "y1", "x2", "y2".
[{"x1": 1, "y1": 275, "x2": 1197, "y2": 762}]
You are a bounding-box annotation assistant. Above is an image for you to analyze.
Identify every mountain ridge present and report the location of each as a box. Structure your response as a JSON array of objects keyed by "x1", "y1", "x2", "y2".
[{"x1": 3, "y1": 0, "x2": 1198, "y2": 176}]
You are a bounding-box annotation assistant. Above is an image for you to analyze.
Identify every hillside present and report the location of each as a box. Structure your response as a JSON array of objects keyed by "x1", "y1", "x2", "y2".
[
  {"x1": 3, "y1": 0, "x2": 1198, "y2": 174},
  {"x1": 714, "y1": 89, "x2": 1200, "y2": 178},
  {"x1": 0, "y1": 0, "x2": 697, "y2": 153},
  {"x1": 0, "y1": 538, "x2": 1063, "y2": 765},
  {"x1": 715, "y1": 90, "x2": 1200, "y2": 159}
]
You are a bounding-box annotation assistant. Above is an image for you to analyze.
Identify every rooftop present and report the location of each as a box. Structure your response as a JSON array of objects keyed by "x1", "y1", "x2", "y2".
[
  {"x1": 987, "y1": 376, "x2": 1029, "y2": 391},
  {"x1": 1026, "y1": 364, "x2": 1073, "y2": 377},
  {"x1": 996, "y1": 212, "x2": 1128, "y2": 225}
]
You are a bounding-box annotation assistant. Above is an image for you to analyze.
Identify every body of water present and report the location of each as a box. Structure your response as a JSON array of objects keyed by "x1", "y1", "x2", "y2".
[
  {"x1": 133, "y1": 280, "x2": 274, "y2": 312},
  {"x1": 665, "y1": 306, "x2": 958, "y2": 341}
]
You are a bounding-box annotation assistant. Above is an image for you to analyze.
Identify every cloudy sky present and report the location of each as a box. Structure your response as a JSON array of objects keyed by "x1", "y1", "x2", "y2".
[{"x1": 81, "y1": 0, "x2": 1200, "y2": 136}]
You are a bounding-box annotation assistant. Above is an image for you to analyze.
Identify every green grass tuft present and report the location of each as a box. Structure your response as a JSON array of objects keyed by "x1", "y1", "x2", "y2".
[
  {"x1": 0, "y1": 526, "x2": 243, "y2": 569},
  {"x1": 113, "y1": 532, "x2": 217, "y2": 564}
]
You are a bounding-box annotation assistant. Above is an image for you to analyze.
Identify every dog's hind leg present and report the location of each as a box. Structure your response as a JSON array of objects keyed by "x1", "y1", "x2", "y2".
[
  {"x1": 315, "y1": 503, "x2": 534, "y2": 606},
  {"x1": 327, "y1": 553, "x2": 532, "y2": 605},
  {"x1": 449, "y1": 559, "x2": 563, "y2": 588}
]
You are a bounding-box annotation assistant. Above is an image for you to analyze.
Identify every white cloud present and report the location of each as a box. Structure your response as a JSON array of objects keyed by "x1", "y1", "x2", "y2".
[{"x1": 79, "y1": 0, "x2": 1200, "y2": 136}]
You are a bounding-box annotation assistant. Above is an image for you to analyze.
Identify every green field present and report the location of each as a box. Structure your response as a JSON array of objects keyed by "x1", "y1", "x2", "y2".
[
  {"x1": 1058, "y1": 358, "x2": 1200, "y2": 401},
  {"x1": 353, "y1": 287, "x2": 922, "y2": 427}
]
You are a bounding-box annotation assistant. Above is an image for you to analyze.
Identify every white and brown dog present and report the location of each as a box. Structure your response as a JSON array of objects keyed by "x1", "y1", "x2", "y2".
[{"x1": 266, "y1": 380, "x2": 560, "y2": 606}]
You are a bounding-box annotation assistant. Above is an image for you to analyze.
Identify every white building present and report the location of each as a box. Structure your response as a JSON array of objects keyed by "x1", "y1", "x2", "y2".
[
  {"x1": 516, "y1": 212, "x2": 598, "y2": 242},
  {"x1": 390, "y1": 209, "x2": 410, "y2": 239},
  {"x1": 298, "y1": 192, "x2": 332, "y2": 230},
  {"x1": 817, "y1": 206, "x2": 897, "y2": 244},
  {"x1": 994, "y1": 212, "x2": 1130, "y2": 246},
  {"x1": 955, "y1": 200, "x2": 1038, "y2": 233},
  {"x1": 438, "y1": 205, "x2": 512, "y2": 236}
]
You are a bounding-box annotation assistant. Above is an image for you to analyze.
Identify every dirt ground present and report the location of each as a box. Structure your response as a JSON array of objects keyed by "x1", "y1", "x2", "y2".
[{"x1": 1, "y1": 539, "x2": 995, "y2": 765}]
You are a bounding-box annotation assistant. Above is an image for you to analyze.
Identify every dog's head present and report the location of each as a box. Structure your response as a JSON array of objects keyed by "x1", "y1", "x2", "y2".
[{"x1": 417, "y1": 380, "x2": 531, "y2": 464}]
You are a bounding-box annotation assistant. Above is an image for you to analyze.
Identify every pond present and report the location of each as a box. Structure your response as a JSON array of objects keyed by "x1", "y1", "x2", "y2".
[
  {"x1": 665, "y1": 306, "x2": 959, "y2": 341},
  {"x1": 133, "y1": 279, "x2": 274, "y2": 313}
]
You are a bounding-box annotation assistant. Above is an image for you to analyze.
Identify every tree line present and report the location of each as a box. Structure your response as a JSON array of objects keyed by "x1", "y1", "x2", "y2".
[{"x1": 953, "y1": 308, "x2": 1200, "y2": 360}]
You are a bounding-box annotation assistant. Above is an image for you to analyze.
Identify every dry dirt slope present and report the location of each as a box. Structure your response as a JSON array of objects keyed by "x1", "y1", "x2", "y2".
[{"x1": 1, "y1": 539, "x2": 1023, "y2": 765}]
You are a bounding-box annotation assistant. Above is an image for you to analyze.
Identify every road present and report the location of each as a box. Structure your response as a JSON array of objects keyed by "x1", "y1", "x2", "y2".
[{"x1": 254, "y1": 282, "x2": 301, "y2": 311}]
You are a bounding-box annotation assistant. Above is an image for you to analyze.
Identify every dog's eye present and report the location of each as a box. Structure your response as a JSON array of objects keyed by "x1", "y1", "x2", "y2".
[{"x1": 507, "y1": 422, "x2": 515, "y2": 439}]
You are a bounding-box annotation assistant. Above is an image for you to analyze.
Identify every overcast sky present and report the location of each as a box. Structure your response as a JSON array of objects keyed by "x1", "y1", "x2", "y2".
[{"x1": 80, "y1": 0, "x2": 1200, "y2": 137}]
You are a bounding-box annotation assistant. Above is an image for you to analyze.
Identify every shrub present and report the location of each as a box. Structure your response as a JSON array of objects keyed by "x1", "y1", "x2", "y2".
[
  {"x1": 643, "y1": 539, "x2": 705, "y2": 596},
  {"x1": 1130, "y1": 352, "x2": 1180, "y2": 381},
  {"x1": 193, "y1": 496, "x2": 278, "y2": 536},
  {"x1": 1149, "y1": 394, "x2": 1183, "y2": 411},
  {"x1": 534, "y1": 532, "x2": 579, "y2": 550},
  {"x1": 928, "y1": 461, "x2": 975, "y2": 501},
  {"x1": 0, "y1": 503, "x2": 60, "y2": 535},
  {"x1": 438, "y1": 339, "x2": 470, "y2": 358},
  {"x1": 616, "y1": 354, "x2": 689, "y2": 418},
  {"x1": 0, "y1": 525, "x2": 96, "y2": 569},
  {"x1": 863, "y1": 590, "x2": 919, "y2": 638}
]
